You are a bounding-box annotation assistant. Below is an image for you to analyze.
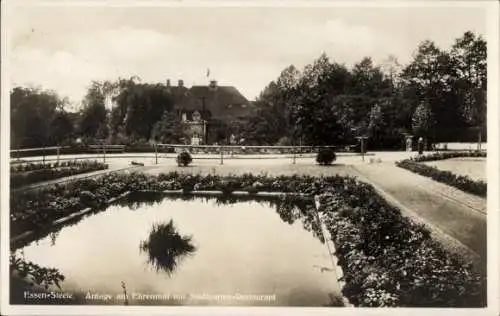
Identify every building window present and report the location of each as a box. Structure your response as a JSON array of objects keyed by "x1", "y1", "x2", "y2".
[
  {"x1": 227, "y1": 104, "x2": 232, "y2": 108},
  {"x1": 241, "y1": 104, "x2": 247, "y2": 108},
  {"x1": 181, "y1": 113, "x2": 187, "y2": 122}
]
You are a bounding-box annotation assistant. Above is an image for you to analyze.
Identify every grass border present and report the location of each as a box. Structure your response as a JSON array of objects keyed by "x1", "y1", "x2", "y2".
[
  {"x1": 10, "y1": 160, "x2": 109, "y2": 189},
  {"x1": 395, "y1": 158, "x2": 486, "y2": 198},
  {"x1": 409, "y1": 151, "x2": 486, "y2": 163}
]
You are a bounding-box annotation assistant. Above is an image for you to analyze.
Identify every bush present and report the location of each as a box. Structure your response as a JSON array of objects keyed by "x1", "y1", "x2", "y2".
[
  {"x1": 275, "y1": 136, "x2": 292, "y2": 146},
  {"x1": 176, "y1": 152, "x2": 192, "y2": 167},
  {"x1": 316, "y1": 148, "x2": 337, "y2": 165}
]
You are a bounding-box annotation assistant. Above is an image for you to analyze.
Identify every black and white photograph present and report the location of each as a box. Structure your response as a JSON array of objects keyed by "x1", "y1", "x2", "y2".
[{"x1": 1, "y1": 0, "x2": 499, "y2": 315}]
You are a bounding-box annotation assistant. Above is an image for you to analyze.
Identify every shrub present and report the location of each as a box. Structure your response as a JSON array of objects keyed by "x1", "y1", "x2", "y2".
[
  {"x1": 316, "y1": 148, "x2": 337, "y2": 165},
  {"x1": 176, "y1": 152, "x2": 192, "y2": 167},
  {"x1": 275, "y1": 136, "x2": 292, "y2": 146}
]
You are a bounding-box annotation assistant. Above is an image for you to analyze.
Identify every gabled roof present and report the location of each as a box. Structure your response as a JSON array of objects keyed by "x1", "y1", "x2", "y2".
[
  {"x1": 189, "y1": 86, "x2": 249, "y2": 105},
  {"x1": 173, "y1": 85, "x2": 254, "y2": 119},
  {"x1": 170, "y1": 86, "x2": 198, "y2": 111}
]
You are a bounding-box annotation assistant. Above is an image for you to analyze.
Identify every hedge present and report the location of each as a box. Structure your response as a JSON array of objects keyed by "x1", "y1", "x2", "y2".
[
  {"x1": 410, "y1": 151, "x2": 486, "y2": 162},
  {"x1": 10, "y1": 160, "x2": 108, "y2": 188},
  {"x1": 396, "y1": 159, "x2": 486, "y2": 197}
]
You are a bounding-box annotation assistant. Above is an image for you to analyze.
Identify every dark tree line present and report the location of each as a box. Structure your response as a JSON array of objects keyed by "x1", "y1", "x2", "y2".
[
  {"x1": 10, "y1": 77, "x2": 184, "y2": 148},
  {"x1": 236, "y1": 31, "x2": 487, "y2": 149},
  {"x1": 10, "y1": 87, "x2": 75, "y2": 148},
  {"x1": 10, "y1": 31, "x2": 486, "y2": 150}
]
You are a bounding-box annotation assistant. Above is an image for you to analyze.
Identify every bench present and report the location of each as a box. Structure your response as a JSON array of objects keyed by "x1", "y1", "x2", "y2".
[{"x1": 88, "y1": 145, "x2": 125, "y2": 153}]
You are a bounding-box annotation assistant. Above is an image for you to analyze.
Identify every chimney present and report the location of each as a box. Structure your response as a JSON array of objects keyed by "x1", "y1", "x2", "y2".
[
  {"x1": 178, "y1": 79, "x2": 184, "y2": 87},
  {"x1": 209, "y1": 80, "x2": 217, "y2": 90},
  {"x1": 166, "y1": 79, "x2": 171, "y2": 87}
]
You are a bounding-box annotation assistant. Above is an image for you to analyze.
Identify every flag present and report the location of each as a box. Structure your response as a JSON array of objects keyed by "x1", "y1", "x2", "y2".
[{"x1": 206, "y1": 68, "x2": 210, "y2": 78}]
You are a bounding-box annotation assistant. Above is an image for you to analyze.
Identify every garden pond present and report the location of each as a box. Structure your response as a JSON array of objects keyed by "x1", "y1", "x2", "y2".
[{"x1": 11, "y1": 192, "x2": 344, "y2": 306}]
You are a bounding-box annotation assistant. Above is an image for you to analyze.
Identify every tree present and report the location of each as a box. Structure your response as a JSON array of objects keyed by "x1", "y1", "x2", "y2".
[
  {"x1": 208, "y1": 119, "x2": 230, "y2": 144},
  {"x1": 150, "y1": 111, "x2": 186, "y2": 144},
  {"x1": 368, "y1": 103, "x2": 385, "y2": 137},
  {"x1": 294, "y1": 54, "x2": 355, "y2": 145},
  {"x1": 349, "y1": 57, "x2": 392, "y2": 134},
  {"x1": 77, "y1": 81, "x2": 111, "y2": 142},
  {"x1": 411, "y1": 101, "x2": 435, "y2": 138},
  {"x1": 450, "y1": 31, "x2": 487, "y2": 142},
  {"x1": 111, "y1": 79, "x2": 175, "y2": 141},
  {"x1": 10, "y1": 87, "x2": 66, "y2": 148},
  {"x1": 249, "y1": 31, "x2": 486, "y2": 148},
  {"x1": 401, "y1": 40, "x2": 469, "y2": 141},
  {"x1": 380, "y1": 54, "x2": 403, "y2": 90},
  {"x1": 50, "y1": 111, "x2": 74, "y2": 145}
]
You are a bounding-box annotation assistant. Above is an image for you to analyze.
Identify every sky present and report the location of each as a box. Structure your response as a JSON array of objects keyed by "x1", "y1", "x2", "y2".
[{"x1": 7, "y1": 1, "x2": 488, "y2": 105}]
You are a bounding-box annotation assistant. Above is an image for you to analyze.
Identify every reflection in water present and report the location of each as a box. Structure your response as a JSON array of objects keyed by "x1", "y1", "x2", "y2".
[
  {"x1": 15, "y1": 192, "x2": 343, "y2": 306},
  {"x1": 139, "y1": 219, "x2": 196, "y2": 275}
]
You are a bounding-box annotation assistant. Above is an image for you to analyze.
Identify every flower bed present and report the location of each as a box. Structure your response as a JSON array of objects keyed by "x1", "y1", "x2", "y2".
[
  {"x1": 317, "y1": 182, "x2": 485, "y2": 307},
  {"x1": 395, "y1": 159, "x2": 486, "y2": 197},
  {"x1": 10, "y1": 160, "x2": 108, "y2": 188},
  {"x1": 10, "y1": 171, "x2": 485, "y2": 307},
  {"x1": 410, "y1": 151, "x2": 486, "y2": 162}
]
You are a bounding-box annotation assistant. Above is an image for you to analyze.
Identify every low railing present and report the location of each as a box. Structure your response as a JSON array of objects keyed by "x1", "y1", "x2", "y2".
[{"x1": 10, "y1": 143, "x2": 361, "y2": 165}]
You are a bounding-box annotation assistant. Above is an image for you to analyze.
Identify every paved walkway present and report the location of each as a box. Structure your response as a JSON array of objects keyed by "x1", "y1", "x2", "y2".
[{"x1": 350, "y1": 162, "x2": 486, "y2": 273}]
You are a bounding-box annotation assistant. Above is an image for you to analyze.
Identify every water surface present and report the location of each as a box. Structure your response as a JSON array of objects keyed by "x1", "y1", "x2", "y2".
[{"x1": 18, "y1": 196, "x2": 342, "y2": 306}]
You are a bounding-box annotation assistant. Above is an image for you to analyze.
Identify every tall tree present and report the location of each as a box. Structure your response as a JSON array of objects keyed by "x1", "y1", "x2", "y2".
[
  {"x1": 51, "y1": 111, "x2": 74, "y2": 145},
  {"x1": 450, "y1": 31, "x2": 487, "y2": 140},
  {"x1": 150, "y1": 111, "x2": 186, "y2": 144},
  {"x1": 294, "y1": 54, "x2": 353, "y2": 145},
  {"x1": 411, "y1": 101, "x2": 435, "y2": 138},
  {"x1": 401, "y1": 40, "x2": 464, "y2": 142},
  {"x1": 78, "y1": 81, "x2": 109, "y2": 142},
  {"x1": 10, "y1": 87, "x2": 67, "y2": 148},
  {"x1": 111, "y1": 78, "x2": 175, "y2": 141}
]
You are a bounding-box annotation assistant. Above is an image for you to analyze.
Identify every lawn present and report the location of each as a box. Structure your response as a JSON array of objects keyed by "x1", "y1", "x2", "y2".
[
  {"x1": 423, "y1": 157, "x2": 486, "y2": 183},
  {"x1": 142, "y1": 161, "x2": 356, "y2": 177}
]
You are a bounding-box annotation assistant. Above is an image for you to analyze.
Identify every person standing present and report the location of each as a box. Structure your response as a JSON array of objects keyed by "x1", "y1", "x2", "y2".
[{"x1": 418, "y1": 137, "x2": 424, "y2": 155}]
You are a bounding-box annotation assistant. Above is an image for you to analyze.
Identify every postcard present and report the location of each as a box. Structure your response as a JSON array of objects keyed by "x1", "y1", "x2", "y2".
[{"x1": 1, "y1": 1, "x2": 499, "y2": 315}]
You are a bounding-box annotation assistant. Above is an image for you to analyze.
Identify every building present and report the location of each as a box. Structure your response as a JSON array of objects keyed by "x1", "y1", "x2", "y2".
[{"x1": 167, "y1": 79, "x2": 255, "y2": 145}]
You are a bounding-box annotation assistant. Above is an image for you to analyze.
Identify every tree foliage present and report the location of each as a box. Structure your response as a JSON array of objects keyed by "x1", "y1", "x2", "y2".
[
  {"x1": 78, "y1": 81, "x2": 109, "y2": 142},
  {"x1": 236, "y1": 30, "x2": 487, "y2": 148},
  {"x1": 151, "y1": 111, "x2": 186, "y2": 144},
  {"x1": 10, "y1": 87, "x2": 74, "y2": 148},
  {"x1": 10, "y1": 30, "x2": 486, "y2": 149}
]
